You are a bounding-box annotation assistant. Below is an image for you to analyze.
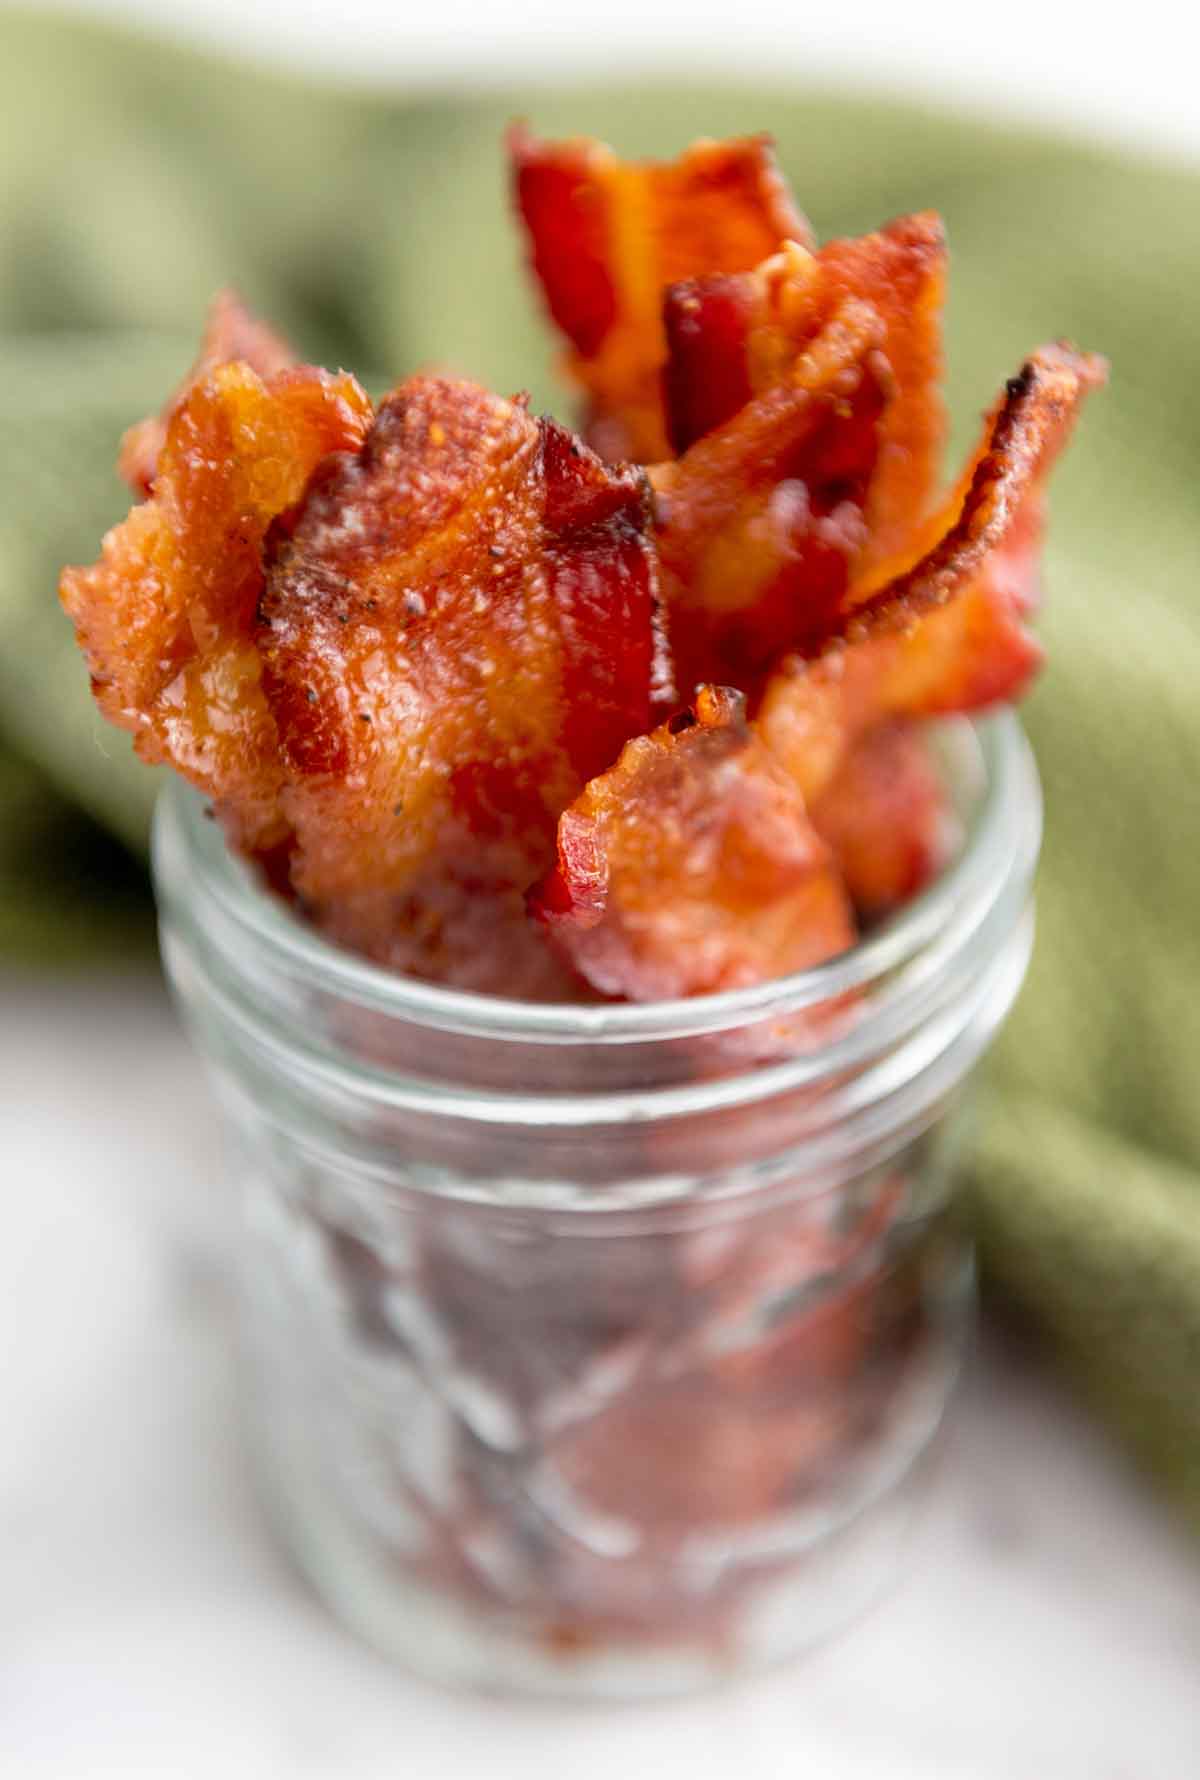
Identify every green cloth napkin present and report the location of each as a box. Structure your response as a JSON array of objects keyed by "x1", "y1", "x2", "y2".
[{"x1": 3, "y1": 9, "x2": 1199, "y2": 1524}]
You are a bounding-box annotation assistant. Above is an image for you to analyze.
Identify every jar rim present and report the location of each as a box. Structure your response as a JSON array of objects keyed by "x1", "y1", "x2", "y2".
[{"x1": 154, "y1": 711, "x2": 1040, "y2": 1048}]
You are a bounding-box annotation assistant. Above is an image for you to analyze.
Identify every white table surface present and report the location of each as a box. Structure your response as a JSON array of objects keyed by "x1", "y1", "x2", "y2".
[{"x1": 3, "y1": 970, "x2": 1199, "y2": 1779}]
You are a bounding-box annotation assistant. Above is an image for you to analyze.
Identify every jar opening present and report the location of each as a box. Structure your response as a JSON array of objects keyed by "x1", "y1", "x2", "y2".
[
  {"x1": 154, "y1": 713, "x2": 1038, "y2": 1048},
  {"x1": 153, "y1": 713, "x2": 1040, "y2": 1203}
]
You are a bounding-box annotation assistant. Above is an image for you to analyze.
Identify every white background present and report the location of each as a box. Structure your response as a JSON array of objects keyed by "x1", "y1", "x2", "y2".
[
  {"x1": 5, "y1": 5, "x2": 1200, "y2": 1776},
  {"x1": 54, "y1": 0, "x2": 1200, "y2": 162}
]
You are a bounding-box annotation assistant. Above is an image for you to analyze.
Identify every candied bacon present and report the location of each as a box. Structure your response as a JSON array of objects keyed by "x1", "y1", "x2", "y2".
[
  {"x1": 845, "y1": 345, "x2": 1107, "y2": 639},
  {"x1": 663, "y1": 217, "x2": 947, "y2": 577},
  {"x1": 650, "y1": 299, "x2": 888, "y2": 698},
  {"x1": 758, "y1": 343, "x2": 1107, "y2": 801},
  {"x1": 531, "y1": 686, "x2": 855, "y2": 1001},
  {"x1": 60, "y1": 359, "x2": 373, "y2": 852},
  {"x1": 258, "y1": 375, "x2": 663, "y2": 915},
  {"x1": 61, "y1": 133, "x2": 1105, "y2": 1008},
  {"x1": 510, "y1": 126, "x2": 809, "y2": 463},
  {"x1": 809, "y1": 722, "x2": 955, "y2": 918},
  {"x1": 118, "y1": 290, "x2": 296, "y2": 499}
]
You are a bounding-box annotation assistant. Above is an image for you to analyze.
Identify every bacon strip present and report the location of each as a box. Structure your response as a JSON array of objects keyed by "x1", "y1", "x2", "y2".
[
  {"x1": 60, "y1": 361, "x2": 373, "y2": 852},
  {"x1": 531, "y1": 686, "x2": 855, "y2": 1001},
  {"x1": 651, "y1": 299, "x2": 887, "y2": 698},
  {"x1": 258, "y1": 375, "x2": 664, "y2": 914},
  {"x1": 663, "y1": 216, "x2": 946, "y2": 576},
  {"x1": 511, "y1": 127, "x2": 809, "y2": 463},
  {"x1": 757, "y1": 344, "x2": 1107, "y2": 802},
  {"x1": 842, "y1": 344, "x2": 1107, "y2": 639}
]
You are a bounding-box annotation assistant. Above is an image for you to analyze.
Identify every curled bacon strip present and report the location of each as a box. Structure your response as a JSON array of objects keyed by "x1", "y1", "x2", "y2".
[
  {"x1": 758, "y1": 344, "x2": 1107, "y2": 801},
  {"x1": 663, "y1": 214, "x2": 947, "y2": 584},
  {"x1": 650, "y1": 218, "x2": 948, "y2": 697},
  {"x1": 531, "y1": 686, "x2": 855, "y2": 1001},
  {"x1": 118, "y1": 290, "x2": 296, "y2": 498},
  {"x1": 258, "y1": 375, "x2": 664, "y2": 913},
  {"x1": 510, "y1": 127, "x2": 809, "y2": 463},
  {"x1": 842, "y1": 345, "x2": 1107, "y2": 640},
  {"x1": 655, "y1": 213, "x2": 947, "y2": 583},
  {"x1": 651, "y1": 299, "x2": 888, "y2": 699},
  {"x1": 60, "y1": 360, "x2": 373, "y2": 852}
]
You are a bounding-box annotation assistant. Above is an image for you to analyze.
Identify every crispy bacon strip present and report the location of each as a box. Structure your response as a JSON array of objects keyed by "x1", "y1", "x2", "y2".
[
  {"x1": 651, "y1": 299, "x2": 888, "y2": 698},
  {"x1": 258, "y1": 375, "x2": 663, "y2": 912},
  {"x1": 510, "y1": 126, "x2": 809, "y2": 463},
  {"x1": 60, "y1": 361, "x2": 373, "y2": 852},
  {"x1": 663, "y1": 216, "x2": 947, "y2": 582},
  {"x1": 758, "y1": 344, "x2": 1107, "y2": 802},
  {"x1": 843, "y1": 344, "x2": 1107, "y2": 640},
  {"x1": 531, "y1": 686, "x2": 855, "y2": 1001},
  {"x1": 118, "y1": 291, "x2": 296, "y2": 498},
  {"x1": 809, "y1": 722, "x2": 955, "y2": 918}
]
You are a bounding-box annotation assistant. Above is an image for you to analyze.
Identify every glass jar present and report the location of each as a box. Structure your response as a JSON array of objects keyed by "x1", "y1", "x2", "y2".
[{"x1": 152, "y1": 712, "x2": 1040, "y2": 1697}]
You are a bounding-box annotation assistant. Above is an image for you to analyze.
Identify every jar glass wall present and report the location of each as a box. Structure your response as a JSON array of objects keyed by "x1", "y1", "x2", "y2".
[{"x1": 153, "y1": 714, "x2": 1041, "y2": 1696}]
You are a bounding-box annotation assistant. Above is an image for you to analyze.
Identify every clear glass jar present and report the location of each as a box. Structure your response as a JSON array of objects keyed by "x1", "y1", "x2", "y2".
[{"x1": 152, "y1": 713, "x2": 1040, "y2": 1697}]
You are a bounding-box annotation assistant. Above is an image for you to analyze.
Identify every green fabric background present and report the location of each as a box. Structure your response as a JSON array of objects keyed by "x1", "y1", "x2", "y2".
[{"x1": 3, "y1": 11, "x2": 1199, "y2": 1522}]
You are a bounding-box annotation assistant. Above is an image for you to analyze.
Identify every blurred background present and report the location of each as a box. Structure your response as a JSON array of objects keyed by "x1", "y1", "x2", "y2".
[{"x1": 2, "y1": 4, "x2": 1198, "y2": 1775}]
